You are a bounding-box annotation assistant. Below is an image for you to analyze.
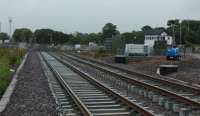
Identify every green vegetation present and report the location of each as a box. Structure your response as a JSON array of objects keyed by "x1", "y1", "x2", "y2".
[
  {"x1": 94, "y1": 47, "x2": 107, "y2": 58},
  {"x1": 167, "y1": 19, "x2": 200, "y2": 44},
  {"x1": 11, "y1": 20, "x2": 200, "y2": 53},
  {"x1": 111, "y1": 36, "x2": 125, "y2": 54},
  {"x1": 0, "y1": 33, "x2": 9, "y2": 43},
  {"x1": 13, "y1": 28, "x2": 33, "y2": 43},
  {"x1": 102, "y1": 23, "x2": 119, "y2": 38},
  {"x1": 0, "y1": 48, "x2": 26, "y2": 97},
  {"x1": 153, "y1": 40, "x2": 167, "y2": 55}
]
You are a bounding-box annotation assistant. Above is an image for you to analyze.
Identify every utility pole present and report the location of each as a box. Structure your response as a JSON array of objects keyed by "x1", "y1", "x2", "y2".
[
  {"x1": 9, "y1": 17, "x2": 12, "y2": 42},
  {"x1": 0, "y1": 22, "x2": 1, "y2": 33},
  {"x1": 180, "y1": 20, "x2": 182, "y2": 46},
  {"x1": 187, "y1": 21, "x2": 190, "y2": 32},
  {"x1": 49, "y1": 33, "x2": 53, "y2": 45},
  {"x1": 173, "y1": 24, "x2": 176, "y2": 46}
]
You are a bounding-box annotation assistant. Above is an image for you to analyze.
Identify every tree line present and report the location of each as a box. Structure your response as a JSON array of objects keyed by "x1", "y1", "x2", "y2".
[
  {"x1": 0, "y1": 19, "x2": 200, "y2": 45},
  {"x1": 10, "y1": 23, "x2": 144, "y2": 45}
]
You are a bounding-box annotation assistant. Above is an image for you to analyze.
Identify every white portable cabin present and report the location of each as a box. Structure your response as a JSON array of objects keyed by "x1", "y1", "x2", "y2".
[
  {"x1": 125, "y1": 44, "x2": 149, "y2": 56},
  {"x1": 74, "y1": 44, "x2": 81, "y2": 50}
]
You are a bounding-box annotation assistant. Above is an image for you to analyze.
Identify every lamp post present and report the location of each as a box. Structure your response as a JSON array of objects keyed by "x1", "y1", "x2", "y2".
[
  {"x1": 172, "y1": 24, "x2": 176, "y2": 46},
  {"x1": 9, "y1": 17, "x2": 12, "y2": 42},
  {"x1": 49, "y1": 33, "x2": 53, "y2": 46},
  {"x1": 133, "y1": 36, "x2": 136, "y2": 44},
  {"x1": 0, "y1": 22, "x2": 1, "y2": 33},
  {"x1": 180, "y1": 20, "x2": 182, "y2": 46}
]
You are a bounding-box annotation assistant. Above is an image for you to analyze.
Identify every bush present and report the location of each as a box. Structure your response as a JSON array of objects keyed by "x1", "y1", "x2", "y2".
[
  {"x1": 0, "y1": 58, "x2": 11, "y2": 96},
  {"x1": 95, "y1": 47, "x2": 107, "y2": 58},
  {"x1": 153, "y1": 40, "x2": 167, "y2": 55},
  {"x1": 0, "y1": 48, "x2": 26, "y2": 97}
]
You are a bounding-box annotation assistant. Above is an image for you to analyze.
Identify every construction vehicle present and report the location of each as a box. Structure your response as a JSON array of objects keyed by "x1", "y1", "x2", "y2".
[{"x1": 166, "y1": 47, "x2": 181, "y2": 60}]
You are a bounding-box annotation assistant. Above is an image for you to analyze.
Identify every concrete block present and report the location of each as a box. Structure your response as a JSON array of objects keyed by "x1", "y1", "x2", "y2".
[{"x1": 179, "y1": 108, "x2": 192, "y2": 116}]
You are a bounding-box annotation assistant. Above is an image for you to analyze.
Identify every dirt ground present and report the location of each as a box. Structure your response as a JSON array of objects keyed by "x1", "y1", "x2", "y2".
[{"x1": 78, "y1": 51, "x2": 200, "y2": 85}]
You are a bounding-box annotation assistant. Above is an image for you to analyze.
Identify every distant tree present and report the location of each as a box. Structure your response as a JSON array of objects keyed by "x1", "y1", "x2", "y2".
[
  {"x1": 13, "y1": 28, "x2": 33, "y2": 43},
  {"x1": 141, "y1": 25, "x2": 152, "y2": 31},
  {"x1": 52, "y1": 31, "x2": 69, "y2": 45},
  {"x1": 102, "y1": 23, "x2": 119, "y2": 39},
  {"x1": 132, "y1": 31, "x2": 144, "y2": 44},
  {"x1": 195, "y1": 26, "x2": 200, "y2": 43},
  {"x1": 184, "y1": 40, "x2": 193, "y2": 48},
  {"x1": 72, "y1": 32, "x2": 89, "y2": 44},
  {"x1": 184, "y1": 32, "x2": 193, "y2": 43},
  {"x1": 153, "y1": 40, "x2": 167, "y2": 55},
  {"x1": 88, "y1": 33, "x2": 103, "y2": 44},
  {"x1": 167, "y1": 19, "x2": 180, "y2": 44},
  {"x1": 154, "y1": 27, "x2": 166, "y2": 31},
  {"x1": 96, "y1": 33, "x2": 103, "y2": 44},
  {"x1": 184, "y1": 41, "x2": 194, "y2": 55},
  {"x1": 13, "y1": 29, "x2": 21, "y2": 42},
  {"x1": 0, "y1": 33, "x2": 9, "y2": 43},
  {"x1": 34, "y1": 29, "x2": 71, "y2": 44},
  {"x1": 167, "y1": 20, "x2": 179, "y2": 27},
  {"x1": 181, "y1": 20, "x2": 200, "y2": 44},
  {"x1": 121, "y1": 31, "x2": 144, "y2": 44},
  {"x1": 34, "y1": 29, "x2": 54, "y2": 44},
  {"x1": 121, "y1": 32, "x2": 134, "y2": 44},
  {"x1": 111, "y1": 36, "x2": 125, "y2": 54}
]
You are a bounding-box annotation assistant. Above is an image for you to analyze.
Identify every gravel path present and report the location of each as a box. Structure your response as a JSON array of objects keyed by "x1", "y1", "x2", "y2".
[{"x1": 0, "y1": 50, "x2": 58, "y2": 116}]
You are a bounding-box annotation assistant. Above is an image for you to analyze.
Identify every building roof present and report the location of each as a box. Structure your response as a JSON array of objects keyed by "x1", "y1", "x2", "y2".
[{"x1": 144, "y1": 30, "x2": 166, "y2": 35}]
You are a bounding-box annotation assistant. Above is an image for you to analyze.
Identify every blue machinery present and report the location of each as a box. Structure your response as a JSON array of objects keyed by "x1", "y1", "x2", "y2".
[{"x1": 166, "y1": 47, "x2": 181, "y2": 60}]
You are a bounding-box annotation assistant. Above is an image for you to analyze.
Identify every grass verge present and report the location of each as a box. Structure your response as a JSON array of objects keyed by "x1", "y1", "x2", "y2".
[{"x1": 0, "y1": 48, "x2": 26, "y2": 97}]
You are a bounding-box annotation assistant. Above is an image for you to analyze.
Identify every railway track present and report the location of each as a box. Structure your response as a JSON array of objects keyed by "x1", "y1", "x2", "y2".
[
  {"x1": 41, "y1": 52, "x2": 155, "y2": 116},
  {"x1": 55, "y1": 52, "x2": 200, "y2": 116},
  {"x1": 40, "y1": 54, "x2": 81, "y2": 116},
  {"x1": 71, "y1": 53, "x2": 200, "y2": 92}
]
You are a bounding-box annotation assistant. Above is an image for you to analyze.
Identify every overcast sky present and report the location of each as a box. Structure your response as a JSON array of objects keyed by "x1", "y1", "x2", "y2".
[{"x1": 0, "y1": 0, "x2": 200, "y2": 34}]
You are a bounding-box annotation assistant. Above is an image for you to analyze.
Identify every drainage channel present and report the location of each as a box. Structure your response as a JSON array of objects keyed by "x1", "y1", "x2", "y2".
[
  {"x1": 57, "y1": 52, "x2": 200, "y2": 116},
  {"x1": 42, "y1": 52, "x2": 149, "y2": 116}
]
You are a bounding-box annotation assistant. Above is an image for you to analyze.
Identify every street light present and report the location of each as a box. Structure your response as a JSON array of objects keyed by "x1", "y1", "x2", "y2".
[
  {"x1": 9, "y1": 17, "x2": 12, "y2": 42},
  {"x1": 133, "y1": 36, "x2": 136, "y2": 44},
  {"x1": 49, "y1": 33, "x2": 53, "y2": 45},
  {"x1": 0, "y1": 22, "x2": 1, "y2": 33},
  {"x1": 180, "y1": 20, "x2": 182, "y2": 46}
]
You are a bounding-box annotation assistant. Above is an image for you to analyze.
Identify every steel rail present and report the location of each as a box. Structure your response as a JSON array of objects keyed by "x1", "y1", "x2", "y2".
[
  {"x1": 61, "y1": 53, "x2": 200, "y2": 108},
  {"x1": 41, "y1": 53, "x2": 92, "y2": 116},
  {"x1": 71, "y1": 53, "x2": 200, "y2": 93},
  {"x1": 52, "y1": 53, "x2": 155, "y2": 116}
]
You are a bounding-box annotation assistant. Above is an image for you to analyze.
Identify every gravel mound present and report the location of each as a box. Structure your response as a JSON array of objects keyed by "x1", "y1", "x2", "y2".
[{"x1": 0, "y1": 50, "x2": 58, "y2": 116}]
